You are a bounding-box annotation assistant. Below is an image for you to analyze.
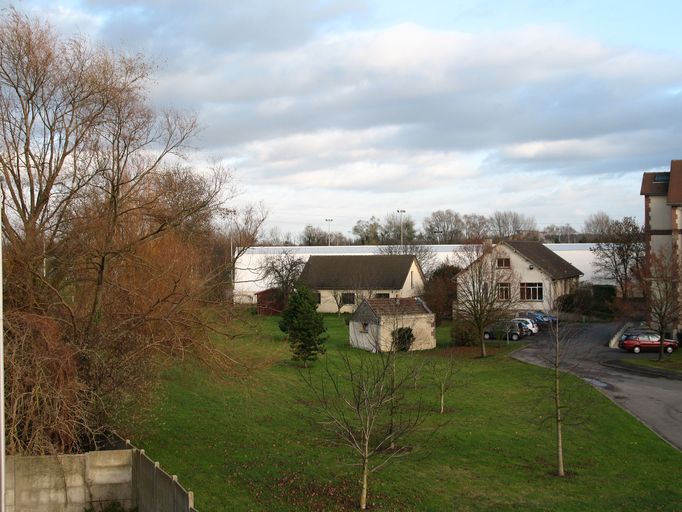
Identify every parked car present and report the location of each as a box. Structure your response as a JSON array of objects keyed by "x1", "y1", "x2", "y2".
[
  {"x1": 520, "y1": 310, "x2": 558, "y2": 327},
  {"x1": 619, "y1": 333, "x2": 679, "y2": 354},
  {"x1": 620, "y1": 327, "x2": 657, "y2": 342},
  {"x1": 484, "y1": 321, "x2": 523, "y2": 341},
  {"x1": 513, "y1": 317, "x2": 539, "y2": 335}
]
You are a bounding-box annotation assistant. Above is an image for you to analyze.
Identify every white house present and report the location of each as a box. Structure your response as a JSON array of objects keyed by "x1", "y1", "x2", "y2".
[
  {"x1": 297, "y1": 254, "x2": 425, "y2": 313},
  {"x1": 455, "y1": 241, "x2": 583, "y2": 313},
  {"x1": 349, "y1": 297, "x2": 436, "y2": 352},
  {"x1": 233, "y1": 244, "x2": 601, "y2": 305}
]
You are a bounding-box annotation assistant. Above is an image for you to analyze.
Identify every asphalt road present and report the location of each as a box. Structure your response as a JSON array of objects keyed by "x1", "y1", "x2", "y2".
[{"x1": 512, "y1": 322, "x2": 682, "y2": 451}]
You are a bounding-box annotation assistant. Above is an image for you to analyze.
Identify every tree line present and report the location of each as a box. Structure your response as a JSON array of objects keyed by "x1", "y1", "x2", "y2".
[{"x1": 262, "y1": 209, "x2": 631, "y2": 246}]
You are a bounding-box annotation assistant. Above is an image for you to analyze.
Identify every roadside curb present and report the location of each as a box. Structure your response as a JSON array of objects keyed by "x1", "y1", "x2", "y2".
[{"x1": 601, "y1": 360, "x2": 682, "y2": 381}]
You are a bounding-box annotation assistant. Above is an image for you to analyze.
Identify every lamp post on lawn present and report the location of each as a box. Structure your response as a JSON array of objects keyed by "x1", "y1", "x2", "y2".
[
  {"x1": 325, "y1": 218, "x2": 333, "y2": 246},
  {"x1": 396, "y1": 209, "x2": 406, "y2": 246}
]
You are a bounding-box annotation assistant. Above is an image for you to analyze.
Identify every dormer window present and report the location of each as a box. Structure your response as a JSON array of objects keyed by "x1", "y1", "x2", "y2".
[{"x1": 496, "y1": 258, "x2": 511, "y2": 268}]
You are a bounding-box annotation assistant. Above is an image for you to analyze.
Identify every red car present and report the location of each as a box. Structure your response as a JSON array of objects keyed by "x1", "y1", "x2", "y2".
[{"x1": 619, "y1": 333, "x2": 679, "y2": 354}]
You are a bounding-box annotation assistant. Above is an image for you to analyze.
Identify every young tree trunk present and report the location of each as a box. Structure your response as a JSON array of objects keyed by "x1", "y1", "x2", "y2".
[
  {"x1": 554, "y1": 323, "x2": 565, "y2": 477},
  {"x1": 440, "y1": 384, "x2": 445, "y2": 414},
  {"x1": 389, "y1": 354, "x2": 396, "y2": 449},
  {"x1": 479, "y1": 329, "x2": 487, "y2": 358},
  {"x1": 360, "y1": 456, "x2": 369, "y2": 510}
]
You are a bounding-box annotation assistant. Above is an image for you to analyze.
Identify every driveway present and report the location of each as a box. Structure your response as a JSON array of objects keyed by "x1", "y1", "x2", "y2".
[{"x1": 512, "y1": 322, "x2": 682, "y2": 451}]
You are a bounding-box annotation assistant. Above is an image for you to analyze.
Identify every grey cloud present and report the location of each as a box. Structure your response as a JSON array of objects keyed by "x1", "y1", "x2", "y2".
[{"x1": 82, "y1": 0, "x2": 367, "y2": 61}]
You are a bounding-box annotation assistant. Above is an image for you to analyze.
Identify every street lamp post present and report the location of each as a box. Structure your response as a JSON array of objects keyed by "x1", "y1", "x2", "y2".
[
  {"x1": 396, "y1": 209, "x2": 406, "y2": 246},
  {"x1": 325, "y1": 218, "x2": 333, "y2": 246}
]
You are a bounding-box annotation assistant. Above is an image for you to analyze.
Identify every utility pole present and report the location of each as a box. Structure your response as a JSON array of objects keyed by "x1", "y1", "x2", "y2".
[
  {"x1": 396, "y1": 209, "x2": 406, "y2": 246},
  {"x1": 325, "y1": 218, "x2": 333, "y2": 246}
]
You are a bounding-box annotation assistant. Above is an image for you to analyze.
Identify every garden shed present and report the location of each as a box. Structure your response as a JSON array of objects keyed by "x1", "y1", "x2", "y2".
[{"x1": 349, "y1": 297, "x2": 436, "y2": 352}]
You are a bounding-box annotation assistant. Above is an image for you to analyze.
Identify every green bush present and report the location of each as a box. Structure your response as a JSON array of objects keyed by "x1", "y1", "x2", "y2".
[
  {"x1": 391, "y1": 327, "x2": 415, "y2": 351},
  {"x1": 450, "y1": 319, "x2": 477, "y2": 346}
]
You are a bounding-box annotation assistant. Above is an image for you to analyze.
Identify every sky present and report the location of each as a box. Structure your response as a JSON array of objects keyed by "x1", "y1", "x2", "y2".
[{"x1": 4, "y1": 0, "x2": 682, "y2": 238}]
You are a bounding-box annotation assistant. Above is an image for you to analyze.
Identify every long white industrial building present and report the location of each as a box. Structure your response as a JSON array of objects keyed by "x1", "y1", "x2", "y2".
[{"x1": 233, "y1": 243, "x2": 604, "y2": 304}]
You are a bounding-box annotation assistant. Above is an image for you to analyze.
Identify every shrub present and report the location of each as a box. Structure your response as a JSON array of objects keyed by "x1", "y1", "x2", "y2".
[
  {"x1": 391, "y1": 327, "x2": 415, "y2": 351},
  {"x1": 450, "y1": 319, "x2": 477, "y2": 346}
]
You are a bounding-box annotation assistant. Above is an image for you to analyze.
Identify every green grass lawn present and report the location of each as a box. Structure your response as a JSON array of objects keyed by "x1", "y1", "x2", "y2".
[
  {"x1": 624, "y1": 351, "x2": 682, "y2": 374},
  {"x1": 120, "y1": 314, "x2": 682, "y2": 511}
]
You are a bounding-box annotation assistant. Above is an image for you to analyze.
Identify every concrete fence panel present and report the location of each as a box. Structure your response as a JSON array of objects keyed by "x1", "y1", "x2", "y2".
[
  {"x1": 154, "y1": 468, "x2": 175, "y2": 512},
  {"x1": 5, "y1": 440, "x2": 198, "y2": 512},
  {"x1": 136, "y1": 450, "x2": 157, "y2": 511}
]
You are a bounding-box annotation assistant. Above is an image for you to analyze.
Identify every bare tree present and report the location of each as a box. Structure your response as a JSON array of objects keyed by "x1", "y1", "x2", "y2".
[
  {"x1": 453, "y1": 244, "x2": 519, "y2": 357},
  {"x1": 422, "y1": 209, "x2": 464, "y2": 243},
  {"x1": 462, "y1": 213, "x2": 490, "y2": 241},
  {"x1": 260, "y1": 226, "x2": 295, "y2": 246},
  {"x1": 302, "y1": 351, "x2": 425, "y2": 510},
  {"x1": 352, "y1": 216, "x2": 381, "y2": 245},
  {"x1": 380, "y1": 211, "x2": 416, "y2": 245},
  {"x1": 541, "y1": 293, "x2": 595, "y2": 478},
  {"x1": 261, "y1": 249, "x2": 306, "y2": 304},
  {"x1": 208, "y1": 204, "x2": 267, "y2": 299},
  {"x1": 299, "y1": 224, "x2": 328, "y2": 245},
  {"x1": 543, "y1": 224, "x2": 577, "y2": 243},
  {"x1": 590, "y1": 217, "x2": 644, "y2": 298},
  {"x1": 489, "y1": 211, "x2": 537, "y2": 239},
  {"x1": 431, "y1": 354, "x2": 459, "y2": 415},
  {"x1": 645, "y1": 250, "x2": 679, "y2": 361},
  {"x1": 582, "y1": 211, "x2": 611, "y2": 240}
]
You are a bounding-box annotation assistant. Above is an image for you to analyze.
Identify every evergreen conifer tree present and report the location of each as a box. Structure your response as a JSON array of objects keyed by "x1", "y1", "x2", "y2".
[{"x1": 279, "y1": 287, "x2": 327, "y2": 366}]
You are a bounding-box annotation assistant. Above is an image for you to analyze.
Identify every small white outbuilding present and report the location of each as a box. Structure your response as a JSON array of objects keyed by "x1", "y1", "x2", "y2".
[{"x1": 349, "y1": 297, "x2": 437, "y2": 352}]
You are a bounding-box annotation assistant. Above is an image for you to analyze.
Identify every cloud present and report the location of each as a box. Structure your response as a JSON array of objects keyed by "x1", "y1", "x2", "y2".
[{"x1": 2, "y1": 3, "x2": 677, "y2": 232}]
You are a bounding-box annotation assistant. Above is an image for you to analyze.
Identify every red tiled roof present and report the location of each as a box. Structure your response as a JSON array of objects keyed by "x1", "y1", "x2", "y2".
[
  {"x1": 640, "y1": 160, "x2": 682, "y2": 204},
  {"x1": 364, "y1": 297, "x2": 432, "y2": 316},
  {"x1": 640, "y1": 172, "x2": 669, "y2": 196}
]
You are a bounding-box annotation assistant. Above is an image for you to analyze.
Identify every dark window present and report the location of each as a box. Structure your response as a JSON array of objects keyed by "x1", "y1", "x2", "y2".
[
  {"x1": 496, "y1": 258, "x2": 511, "y2": 268},
  {"x1": 360, "y1": 322, "x2": 369, "y2": 333},
  {"x1": 654, "y1": 174, "x2": 670, "y2": 183},
  {"x1": 341, "y1": 292, "x2": 356, "y2": 305},
  {"x1": 313, "y1": 292, "x2": 321, "y2": 304},
  {"x1": 375, "y1": 292, "x2": 390, "y2": 299},
  {"x1": 497, "y1": 283, "x2": 510, "y2": 300},
  {"x1": 520, "y1": 283, "x2": 543, "y2": 301}
]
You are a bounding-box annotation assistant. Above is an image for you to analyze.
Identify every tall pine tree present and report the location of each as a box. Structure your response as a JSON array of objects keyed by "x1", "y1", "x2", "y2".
[{"x1": 279, "y1": 287, "x2": 327, "y2": 366}]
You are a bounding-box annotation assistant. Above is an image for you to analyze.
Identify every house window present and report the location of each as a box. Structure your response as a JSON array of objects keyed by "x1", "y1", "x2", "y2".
[
  {"x1": 341, "y1": 292, "x2": 356, "y2": 305},
  {"x1": 520, "y1": 283, "x2": 543, "y2": 301},
  {"x1": 496, "y1": 258, "x2": 511, "y2": 268},
  {"x1": 313, "y1": 292, "x2": 321, "y2": 304},
  {"x1": 497, "y1": 283, "x2": 510, "y2": 300},
  {"x1": 375, "y1": 292, "x2": 390, "y2": 299}
]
